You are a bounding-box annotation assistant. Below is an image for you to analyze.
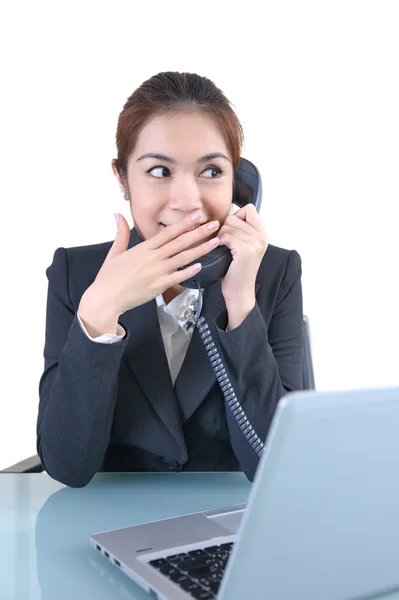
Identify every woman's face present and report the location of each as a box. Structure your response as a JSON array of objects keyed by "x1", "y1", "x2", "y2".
[{"x1": 114, "y1": 111, "x2": 234, "y2": 240}]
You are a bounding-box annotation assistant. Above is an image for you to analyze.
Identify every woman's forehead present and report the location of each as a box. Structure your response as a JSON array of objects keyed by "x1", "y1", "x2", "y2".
[{"x1": 132, "y1": 112, "x2": 231, "y2": 160}]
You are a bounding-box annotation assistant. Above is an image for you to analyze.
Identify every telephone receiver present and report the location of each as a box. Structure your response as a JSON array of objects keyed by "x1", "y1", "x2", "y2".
[{"x1": 180, "y1": 157, "x2": 262, "y2": 289}]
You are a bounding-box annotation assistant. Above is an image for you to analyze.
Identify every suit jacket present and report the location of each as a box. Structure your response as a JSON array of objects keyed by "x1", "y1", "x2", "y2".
[{"x1": 37, "y1": 228, "x2": 304, "y2": 487}]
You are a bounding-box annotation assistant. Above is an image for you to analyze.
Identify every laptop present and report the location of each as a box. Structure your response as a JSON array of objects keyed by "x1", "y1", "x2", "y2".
[{"x1": 90, "y1": 387, "x2": 399, "y2": 600}]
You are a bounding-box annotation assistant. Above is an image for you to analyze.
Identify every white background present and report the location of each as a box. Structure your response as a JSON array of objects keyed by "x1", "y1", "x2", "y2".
[{"x1": 0, "y1": 1, "x2": 398, "y2": 469}]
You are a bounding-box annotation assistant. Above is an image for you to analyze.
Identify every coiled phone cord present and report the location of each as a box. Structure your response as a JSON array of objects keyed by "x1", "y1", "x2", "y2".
[{"x1": 193, "y1": 284, "x2": 265, "y2": 458}]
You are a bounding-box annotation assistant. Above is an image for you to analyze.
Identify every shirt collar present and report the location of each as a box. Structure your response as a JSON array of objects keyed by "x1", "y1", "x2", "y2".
[{"x1": 155, "y1": 288, "x2": 200, "y2": 328}]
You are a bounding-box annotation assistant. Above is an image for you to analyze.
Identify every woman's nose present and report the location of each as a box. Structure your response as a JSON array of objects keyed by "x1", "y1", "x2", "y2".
[{"x1": 168, "y1": 177, "x2": 202, "y2": 212}]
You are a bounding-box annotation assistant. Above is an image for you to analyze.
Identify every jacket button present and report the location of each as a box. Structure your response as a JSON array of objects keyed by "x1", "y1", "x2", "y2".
[{"x1": 160, "y1": 458, "x2": 181, "y2": 471}]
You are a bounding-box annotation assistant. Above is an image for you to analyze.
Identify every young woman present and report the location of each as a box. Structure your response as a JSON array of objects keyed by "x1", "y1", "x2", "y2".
[{"x1": 37, "y1": 72, "x2": 303, "y2": 487}]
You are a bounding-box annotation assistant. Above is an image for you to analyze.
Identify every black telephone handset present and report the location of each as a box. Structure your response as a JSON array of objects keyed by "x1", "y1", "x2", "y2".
[
  {"x1": 182, "y1": 158, "x2": 266, "y2": 464},
  {"x1": 180, "y1": 157, "x2": 263, "y2": 289}
]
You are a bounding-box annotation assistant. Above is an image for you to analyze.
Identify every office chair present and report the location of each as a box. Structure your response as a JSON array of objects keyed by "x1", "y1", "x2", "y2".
[
  {"x1": 302, "y1": 315, "x2": 316, "y2": 391},
  {"x1": 2, "y1": 316, "x2": 316, "y2": 473}
]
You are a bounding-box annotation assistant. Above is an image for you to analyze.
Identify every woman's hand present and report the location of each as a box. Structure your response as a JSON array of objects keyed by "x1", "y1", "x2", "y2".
[
  {"x1": 78, "y1": 212, "x2": 221, "y2": 333},
  {"x1": 219, "y1": 204, "x2": 268, "y2": 329}
]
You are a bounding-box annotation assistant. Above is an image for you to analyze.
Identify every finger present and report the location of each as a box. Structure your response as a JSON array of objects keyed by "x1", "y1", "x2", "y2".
[
  {"x1": 219, "y1": 223, "x2": 254, "y2": 244},
  {"x1": 148, "y1": 212, "x2": 203, "y2": 249},
  {"x1": 218, "y1": 231, "x2": 259, "y2": 259},
  {"x1": 223, "y1": 214, "x2": 257, "y2": 237},
  {"x1": 166, "y1": 261, "x2": 203, "y2": 287},
  {"x1": 218, "y1": 231, "x2": 245, "y2": 251},
  {"x1": 220, "y1": 230, "x2": 267, "y2": 256},
  {"x1": 104, "y1": 213, "x2": 131, "y2": 263},
  {"x1": 233, "y1": 204, "x2": 265, "y2": 233},
  {"x1": 159, "y1": 220, "x2": 220, "y2": 259},
  {"x1": 167, "y1": 236, "x2": 220, "y2": 271}
]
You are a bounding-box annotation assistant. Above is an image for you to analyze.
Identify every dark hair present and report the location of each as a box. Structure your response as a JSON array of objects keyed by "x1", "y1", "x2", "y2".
[{"x1": 113, "y1": 72, "x2": 244, "y2": 180}]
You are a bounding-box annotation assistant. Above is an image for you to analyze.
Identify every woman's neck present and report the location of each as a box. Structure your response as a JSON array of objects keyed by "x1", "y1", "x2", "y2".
[{"x1": 162, "y1": 285, "x2": 185, "y2": 305}]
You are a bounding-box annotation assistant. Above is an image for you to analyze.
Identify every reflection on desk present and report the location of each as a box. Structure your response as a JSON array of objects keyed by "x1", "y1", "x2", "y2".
[
  {"x1": 3, "y1": 472, "x2": 399, "y2": 600},
  {"x1": 0, "y1": 472, "x2": 250, "y2": 600}
]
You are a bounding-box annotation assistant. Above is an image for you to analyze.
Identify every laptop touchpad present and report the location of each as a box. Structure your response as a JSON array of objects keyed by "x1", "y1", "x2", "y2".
[{"x1": 206, "y1": 510, "x2": 244, "y2": 534}]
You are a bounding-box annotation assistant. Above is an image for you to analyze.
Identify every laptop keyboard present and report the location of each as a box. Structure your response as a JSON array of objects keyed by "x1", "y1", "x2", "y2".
[{"x1": 148, "y1": 542, "x2": 234, "y2": 599}]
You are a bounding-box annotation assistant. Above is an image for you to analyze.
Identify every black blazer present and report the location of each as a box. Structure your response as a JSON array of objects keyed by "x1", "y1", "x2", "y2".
[{"x1": 37, "y1": 228, "x2": 304, "y2": 487}]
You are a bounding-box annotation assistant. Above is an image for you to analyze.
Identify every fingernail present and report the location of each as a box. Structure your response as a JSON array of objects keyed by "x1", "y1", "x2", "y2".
[
  {"x1": 190, "y1": 212, "x2": 201, "y2": 221},
  {"x1": 208, "y1": 220, "x2": 219, "y2": 230},
  {"x1": 208, "y1": 237, "x2": 220, "y2": 247},
  {"x1": 114, "y1": 212, "x2": 120, "y2": 227}
]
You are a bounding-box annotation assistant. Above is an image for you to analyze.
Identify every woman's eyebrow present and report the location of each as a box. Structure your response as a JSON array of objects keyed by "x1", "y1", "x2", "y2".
[
  {"x1": 198, "y1": 152, "x2": 231, "y2": 163},
  {"x1": 136, "y1": 152, "x2": 231, "y2": 163}
]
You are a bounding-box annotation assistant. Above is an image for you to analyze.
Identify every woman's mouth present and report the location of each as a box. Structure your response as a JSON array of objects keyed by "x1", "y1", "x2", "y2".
[{"x1": 160, "y1": 222, "x2": 201, "y2": 231}]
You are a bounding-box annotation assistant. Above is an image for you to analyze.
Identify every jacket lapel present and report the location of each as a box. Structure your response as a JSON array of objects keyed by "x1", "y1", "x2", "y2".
[
  {"x1": 173, "y1": 281, "x2": 226, "y2": 422},
  {"x1": 120, "y1": 229, "x2": 186, "y2": 457},
  {"x1": 174, "y1": 280, "x2": 261, "y2": 422}
]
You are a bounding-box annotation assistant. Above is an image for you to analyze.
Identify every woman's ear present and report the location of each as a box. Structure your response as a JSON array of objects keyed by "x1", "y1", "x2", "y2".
[
  {"x1": 111, "y1": 160, "x2": 129, "y2": 201},
  {"x1": 111, "y1": 159, "x2": 121, "y2": 183}
]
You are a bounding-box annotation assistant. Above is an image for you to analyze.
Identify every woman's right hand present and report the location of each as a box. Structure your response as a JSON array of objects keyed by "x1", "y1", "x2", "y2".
[{"x1": 78, "y1": 212, "x2": 221, "y2": 334}]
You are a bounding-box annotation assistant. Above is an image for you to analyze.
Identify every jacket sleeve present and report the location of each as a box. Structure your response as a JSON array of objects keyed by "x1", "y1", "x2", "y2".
[
  {"x1": 77, "y1": 312, "x2": 126, "y2": 343},
  {"x1": 37, "y1": 248, "x2": 130, "y2": 487},
  {"x1": 214, "y1": 250, "x2": 304, "y2": 482}
]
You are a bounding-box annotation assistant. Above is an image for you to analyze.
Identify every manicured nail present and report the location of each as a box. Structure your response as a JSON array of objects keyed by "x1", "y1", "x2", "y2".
[
  {"x1": 208, "y1": 220, "x2": 219, "y2": 230},
  {"x1": 208, "y1": 237, "x2": 220, "y2": 247},
  {"x1": 191, "y1": 262, "x2": 202, "y2": 271},
  {"x1": 190, "y1": 212, "x2": 201, "y2": 222}
]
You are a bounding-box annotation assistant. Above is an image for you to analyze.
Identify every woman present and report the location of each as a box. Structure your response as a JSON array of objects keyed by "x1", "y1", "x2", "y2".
[{"x1": 37, "y1": 72, "x2": 303, "y2": 488}]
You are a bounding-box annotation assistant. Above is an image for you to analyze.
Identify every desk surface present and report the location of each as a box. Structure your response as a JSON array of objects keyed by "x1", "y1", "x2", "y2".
[
  {"x1": 0, "y1": 472, "x2": 251, "y2": 600},
  {"x1": 2, "y1": 472, "x2": 399, "y2": 600}
]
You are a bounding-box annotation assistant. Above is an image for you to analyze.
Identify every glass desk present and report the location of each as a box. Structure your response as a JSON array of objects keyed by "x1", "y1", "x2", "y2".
[
  {"x1": 2, "y1": 472, "x2": 399, "y2": 600},
  {"x1": 0, "y1": 472, "x2": 251, "y2": 600}
]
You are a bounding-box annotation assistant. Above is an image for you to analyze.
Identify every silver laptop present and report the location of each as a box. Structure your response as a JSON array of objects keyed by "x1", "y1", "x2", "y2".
[{"x1": 90, "y1": 387, "x2": 399, "y2": 600}]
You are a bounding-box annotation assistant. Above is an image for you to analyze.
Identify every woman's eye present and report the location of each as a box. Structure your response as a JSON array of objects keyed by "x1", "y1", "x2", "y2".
[
  {"x1": 202, "y1": 166, "x2": 222, "y2": 178},
  {"x1": 148, "y1": 166, "x2": 170, "y2": 178}
]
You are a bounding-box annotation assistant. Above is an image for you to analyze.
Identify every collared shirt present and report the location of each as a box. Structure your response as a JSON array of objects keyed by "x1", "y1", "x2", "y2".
[{"x1": 77, "y1": 288, "x2": 200, "y2": 384}]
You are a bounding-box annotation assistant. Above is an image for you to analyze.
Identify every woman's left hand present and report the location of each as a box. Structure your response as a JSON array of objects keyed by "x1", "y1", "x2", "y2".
[{"x1": 219, "y1": 204, "x2": 268, "y2": 326}]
